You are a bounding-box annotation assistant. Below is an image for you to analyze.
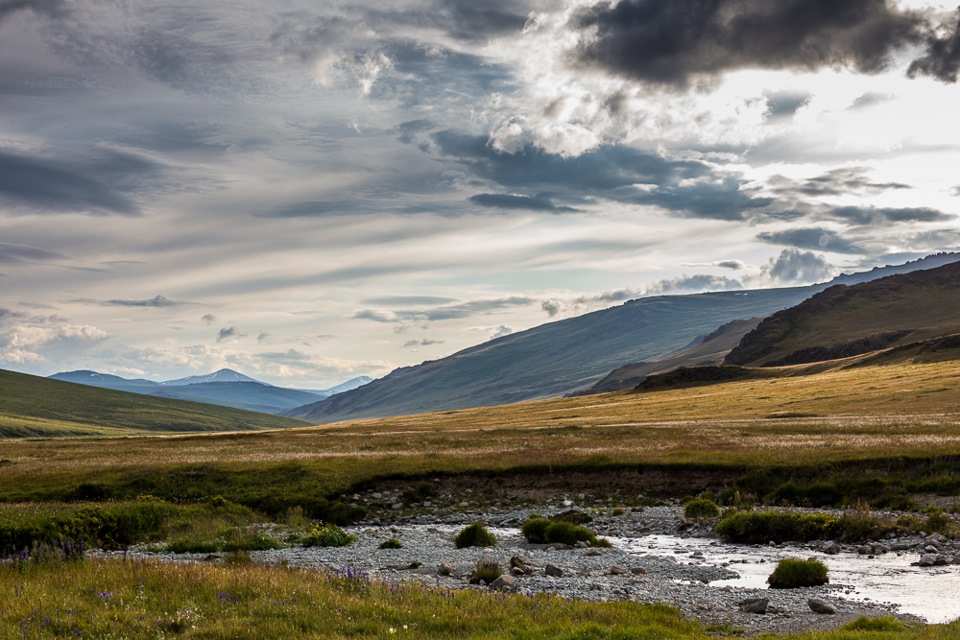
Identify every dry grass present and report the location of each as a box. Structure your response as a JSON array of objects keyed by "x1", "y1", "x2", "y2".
[{"x1": 1, "y1": 358, "x2": 960, "y2": 500}]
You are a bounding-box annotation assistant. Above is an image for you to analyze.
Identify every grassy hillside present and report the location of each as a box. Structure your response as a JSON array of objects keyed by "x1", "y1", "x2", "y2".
[
  {"x1": 726, "y1": 261, "x2": 960, "y2": 366},
  {"x1": 289, "y1": 286, "x2": 821, "y2": 423},
  {"x1": 584, "y1": 317, "x2": 762, "y2": 393},
  {"x1": 3, "y1": 356, "x2": 960, "y2": 507},
  {"x1": 0, "y1": 369, "x2": 307, "y2": 437}
]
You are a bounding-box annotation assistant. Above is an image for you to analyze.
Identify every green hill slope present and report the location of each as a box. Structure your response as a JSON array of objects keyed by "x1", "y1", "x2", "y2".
[
  {"x1": 287, "y1": 285, "x2": 821, "y2": 423},
  {"x1": 726, "y1": 260, "x2": 960, "y2": 367},
  {"x1": 0, "y1": 369, "x2": 308, "y2": 438}
]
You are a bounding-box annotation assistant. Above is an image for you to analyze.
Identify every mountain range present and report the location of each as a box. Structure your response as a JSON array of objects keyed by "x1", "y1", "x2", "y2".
[
  {"x1": 285, "y1": 252, "x2": 960, "y2": 423},
  {"x1": 48, "y1": 368, "x2": 372, "y2": 415},
  {"x1": 1, "y1": 368, "x2": 305, "y2": 438}
]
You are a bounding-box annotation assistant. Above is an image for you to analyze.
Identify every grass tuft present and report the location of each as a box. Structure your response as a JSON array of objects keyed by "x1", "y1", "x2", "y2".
[
  {"x1": 454, "y1": 521, "x2": 497, "y2": 549},
  {"x1": 767, "y1": 557, "x2": 829, "y2": 589}
]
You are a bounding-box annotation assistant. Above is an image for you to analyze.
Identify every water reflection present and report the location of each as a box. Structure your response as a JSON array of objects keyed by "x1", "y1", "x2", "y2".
[{"x1": 616, "y1": 534, "x2": 960, "y2": 624}]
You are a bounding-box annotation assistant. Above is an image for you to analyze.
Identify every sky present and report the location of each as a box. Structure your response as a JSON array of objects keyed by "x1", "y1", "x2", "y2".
[{"x1": 1, "y1": 0, "x2": 959, "y2": 389}]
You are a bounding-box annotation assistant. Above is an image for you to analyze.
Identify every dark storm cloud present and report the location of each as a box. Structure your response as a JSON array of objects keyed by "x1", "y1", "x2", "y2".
[
  {"x1": 0, "y1": 242, "x2": 66, "y2": 263},
  {"x1": 469, "y1": 193, "x2": 581, "y2": 212},
  {"x1": 908, "y1": 9, "x2": 960, "y2": 83},
  {"x1": 756, "y1": 228, "x2": 865, "y2": 254},
  {"x1": 769, "y1": 168, "x2": 911, "y2": 197},
  {"x1": 429, "y1": 131, "x2": 787, "y2": 221},
  {"x1": 0, "y1": 0, "x2": 67, "y2": 23},
  {"x1": 103, "y1": 295, "x2": 185, "y2": 308},
  {"x1": 0, "y1": 149, "x2": 156, "y2": 215},
  {"x1": 572, "y1": 0, "x2": 944, "y2": 87}
]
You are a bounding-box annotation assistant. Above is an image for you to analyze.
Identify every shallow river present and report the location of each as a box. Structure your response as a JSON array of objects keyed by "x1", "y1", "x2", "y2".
[{"x1": 616, "y1": 534, "x2": 960, "y2": 624}]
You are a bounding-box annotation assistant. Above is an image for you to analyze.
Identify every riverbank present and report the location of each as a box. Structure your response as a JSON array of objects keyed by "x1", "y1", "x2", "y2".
[{"x1": 95, "y1": 502, "x2": 960, "y2": 635}]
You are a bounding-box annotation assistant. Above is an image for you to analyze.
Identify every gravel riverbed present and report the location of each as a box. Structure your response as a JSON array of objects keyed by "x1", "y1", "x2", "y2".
[{"x1": 95, "y1": 503, "x2": 960, "y2": 635}]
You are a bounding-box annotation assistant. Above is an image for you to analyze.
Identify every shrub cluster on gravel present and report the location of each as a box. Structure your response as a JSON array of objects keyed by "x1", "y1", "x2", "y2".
[
  {"x1": 301, "y1": 524, "x2": 355, "y2": 548},
  {"x1": 715, "y1": 509, "x2": 891, "y2": 543},
  {"x1": 520, "y1": 517, "x2": 611, "y2": 547},
  {"x1": 767, "y1": 557, "x2": 829, "y2": 589},
  {"x1": 378, "y1": 537, "x2": 404, "y2": 549},
  {"x1": 453, "y1": 521, "x2": 497, "y2": 549},
  {"x1": 683, "y1": 497, "x2": 721, "y2": 519}
]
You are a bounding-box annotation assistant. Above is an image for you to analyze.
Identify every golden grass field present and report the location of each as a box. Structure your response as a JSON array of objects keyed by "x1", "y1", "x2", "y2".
[{"x1": 2, "y1": 356, "x2": 959, "y2": 500}]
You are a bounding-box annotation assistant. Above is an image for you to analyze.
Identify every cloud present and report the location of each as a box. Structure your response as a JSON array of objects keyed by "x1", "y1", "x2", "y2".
[
  {"x1": 429, "y1": 131, "x2": 789, "y2": 221},
  {"x1": 103, "y1": 295, "x2": 184, "y2": 308},
  {"x1": 216, "y1": 326, "x2": 242, "y2": 343},
  {"x1": 257, "y1": 332, "x2": 269, "y2": 344},
  {"x1": 764, "y1": 91, "x2": 811, "y2": 118},
  {"x1": 201, "y1": 313, "x2": 216, "y2": 325},
  {"x1": 645, "y1": 274, "x2": 743, "y2": 295},
  {"x1": 629, "y1": 176, "x2": 780, "y2": 221},
  {"x1": 469, "y1": 193, "x2": 581, "y2": 212},
  {"x1": 352, "y1": 309, "x2": 399, "y2": 323},
  {"x1": 0, "y1": 242, "x2": 67, "y2": 264},
  {"x1": 769, "y1": 167, "x2": 912, "y2": 198},
  {"x1": 490, "y1": 325, "x2": 513, "y2": 340},
  {"x1": 952, "y1": 186, "x2": 960, "y2": 197},
  {"x1": 362, "y1": 295, "x2": 459, "y2": 306},
  {"x1": 258, "y1": 200, "x2": 370, "y2": 219},
  {"x1": 756, "y1": 227, "x2": 865, "y2": 255},
  {"x1": 0, "y1": 0, "x2": 68, "y2": 23},
  {"x1": 717, "y1": 260, "x2": 745, "y2": 270},
  {"x1": 402, "y1": 338, "x2": 444, "y2": 348},
  {"x1": 0, "y1": 148, "x2": 167, "y2": 215},
  {"x1": 762, "y1": 248, "x2": 836, "y2": 284},
  {"x1": 0, "y1": 319, "x2": 109, "y2": 366},
  {"x1": 254, "y1": 348, "x2": 392, "y2": 383},
  {"x1": 354, "y1": 297, "x2": 537, "y2": 325},
  {"x1": 674, "y1": 259, "x2": 748, "y2": 270},
  {"x1": 431, "y1": 131, "x2": 709, "y2": 189},
  {"x1": 541, "y1": 300, "x2": 562, "y2": 317},
  {"x1": 572, "y1": 0, "x2": 929, "y2": 87},
  {"x1": 825, "y1": 206, "x2": 953, "y2": 225},
  {"x1": 907, "y1": 9, "x2": 960, "y2": 83}
]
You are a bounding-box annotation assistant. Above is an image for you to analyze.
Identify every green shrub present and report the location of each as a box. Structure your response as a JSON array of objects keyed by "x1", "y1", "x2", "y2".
[
  {"x1": 716, "y1": 509, "x2": 890, "y2": 544},
  {"x1": 378, "y1": 537, "x2": 403, "y2": 549},
  {"x1": 923, "y1": 507, "x2": 952, "y2": 534},
  {"x1": 520, "y1": 517, "x2": 610, "y2": 547},
  {"x1": 302, "y1": 524, "x2": 355, "y2": 548},
  {"x1": 543, "y1": 520, "x2": 594, "y2": 546},
  {"x1": 767, "y1": 557, "x2": 829, "y2": 589},
  {"x1": 165, "y1": 539, "x2": 220, "y2": 554},
  {"x1": 842, "y1": 616, "x2": 906, "y2": 632},
  {"x1": 683, "y1": 497, "x2": 720, "y2": 520},
  {"x1": 453, "y1": 521, "x2": 496, "y2": 549},
  {"x1": 520, "y1": 518, "x2": 551, "y2": 544},
  {"x1": 470, "y1": 555, "x2": 502, "y2": 583}
]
